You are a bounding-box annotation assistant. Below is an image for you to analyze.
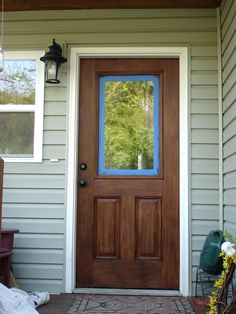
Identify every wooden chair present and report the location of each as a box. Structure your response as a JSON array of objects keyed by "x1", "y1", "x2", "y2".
[
  {"x1": 0, "y1": 157, "x2": 13, "y2": 287},
  {"x1": 0, "y1": 157, "x2": 3, "y2": 245}
]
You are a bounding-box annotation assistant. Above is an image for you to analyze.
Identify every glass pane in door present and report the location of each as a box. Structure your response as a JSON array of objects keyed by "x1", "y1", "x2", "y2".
[{"x1": 99, "y1": 75, "x2": 160, "y2": 176}]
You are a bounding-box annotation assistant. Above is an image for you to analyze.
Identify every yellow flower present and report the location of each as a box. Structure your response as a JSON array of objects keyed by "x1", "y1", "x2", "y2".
[{"x1": 207, "y1": 236, "x2": 236, "y2": 314}]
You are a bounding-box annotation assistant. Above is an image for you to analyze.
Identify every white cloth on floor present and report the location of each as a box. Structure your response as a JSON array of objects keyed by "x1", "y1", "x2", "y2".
[
  {"x1": 0, "y1": 283, "x2": 50, "y2": 314},
  {"x1": 28, "y1": 291, "x2": 50, "y2": 308}
]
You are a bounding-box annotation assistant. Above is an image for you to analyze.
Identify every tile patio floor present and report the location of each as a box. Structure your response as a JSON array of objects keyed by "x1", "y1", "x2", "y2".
[{"x1": 38, "y1": 294, "x2": 205, "y2": 314}]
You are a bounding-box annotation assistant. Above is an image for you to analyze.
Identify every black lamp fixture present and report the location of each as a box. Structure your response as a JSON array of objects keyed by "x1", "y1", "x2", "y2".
[{"x1": 40, "y1": 39, "x2": 67, "y2": 84}]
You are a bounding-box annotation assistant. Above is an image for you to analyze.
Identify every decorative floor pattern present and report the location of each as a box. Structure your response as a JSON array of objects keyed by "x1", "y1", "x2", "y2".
[{"x1": 68, "y1": 295, "x2": 195, "y2": 314}]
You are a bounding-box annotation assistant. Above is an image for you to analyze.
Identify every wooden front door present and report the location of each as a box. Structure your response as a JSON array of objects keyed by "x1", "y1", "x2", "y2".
[{"x1": 76, "y1": 58, "x2": 179, "y2": 289}]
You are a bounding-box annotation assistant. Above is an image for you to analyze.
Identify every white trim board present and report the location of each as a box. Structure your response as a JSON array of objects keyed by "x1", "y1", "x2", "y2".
[
  {"x1": 1, "y1": 51, "x2": 45, "y2": 163},
  {"x1": 74, "y1": 288, "x2": 180, "y2": 296},
  {"x1": 66, "y1": 47, "x2": 189, "y2": 296}
]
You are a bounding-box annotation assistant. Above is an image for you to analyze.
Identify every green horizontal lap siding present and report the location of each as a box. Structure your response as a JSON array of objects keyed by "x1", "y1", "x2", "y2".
[
  {"x1": 224, "y1": 172, "x2": 236, "y2": 189},
  {"x1": 13, "y1": 264, "x2": 63, "y2": 280},
  {"x1": 192, "y1": 129, "x2": 218, "y2": 143},
  {"x1": 3, "y1": 162, "x2": 66, "y2": 174},
  {"x1": 224, "y1": 137, "x2": 236, "y2": 158},
  {"x1": 192, "y1": 115, "x2": 218, "y2": 129},
  {"x1": 44, "y1": 102, "x2": 66, "y2": 116},
  {"x1": 43, "y1": 146, "x2": 66, "y2": 160},
  {"x1": 223, "y1": 118, "x2": 236, "y2": 142},
  {"x1": 224, "y1": 154, "x2": 236, "y2": 173},
  {"x1": 44, "y1": 116, "x2": 66, "y2": 131},
  {"x1": 3, "y1": 189, "x2": 65, "y2": 204},
  {"x1": 15, "y1": 279, "x2": 63, "y2": 294},
  {"x1": 192, "y1": 145, "x2": 219, "y2": 159},
  {"x1": 223, "y1": 102, "x2": 236, "y2": 128},
  {"x1": 44, "y1": 131, "x2": 66, "y2": 145},
  {"x1": 2, "y1": 204, "x2": 64, "y2": 219},
  {"x1": 192, "y1": 220, "x2": 219, "y2": 235},
  {"x1": 190, "y1": 39, "x2": 219, "y2": 294},
  {"x1": 192, "y1": 205, "x2": 219, "y2": 220},
  {"x1": 14, "y1": 233, "x2": 64, "y2": 249},
  {"x1": 192, "y1": 159, "x2": 219, "y2": 175},
  {"x1": 224, "y1": 207, "x2": 236, "y2": 224},
  {"x1": 221, "y1": 0, "x2": 236, "y2": 238},
  {"x1": 3, "y1": 218, "x2": 64, "y2": 233},
  {"x1": 192, "y1": 174, "x2": 219, "y2": 189},
  {"x1": 4, "y1": 174, "x2": 65, "y2": 189},
  {"x1": 2, "y1": 8, "x2": 218, "y2": 294}
]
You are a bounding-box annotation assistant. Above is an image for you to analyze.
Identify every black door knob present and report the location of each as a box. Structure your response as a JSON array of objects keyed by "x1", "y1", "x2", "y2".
[
  {"x1": 79, "y1": 178, "x2": 87, "y2": 187},
  {"x1": 79, "y1": 162, "x2": 87, "y2": 171}
]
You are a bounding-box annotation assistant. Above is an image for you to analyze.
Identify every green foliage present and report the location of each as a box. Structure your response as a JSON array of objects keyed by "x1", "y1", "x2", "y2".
[
  {"x1": 104, "y1": 80, "x2": 155, "y2": 170},
  {"x1": 0, "y1": 60, "x2": 35, "y2": 104},
  {"x1": 224, "y1": 231, "x2": 236, "y2": 244}
]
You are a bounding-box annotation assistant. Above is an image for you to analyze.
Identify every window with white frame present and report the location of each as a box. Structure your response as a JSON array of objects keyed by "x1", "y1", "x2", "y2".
[{"x1": 0, "y1": 51, "x2": 45, "y2": 162}]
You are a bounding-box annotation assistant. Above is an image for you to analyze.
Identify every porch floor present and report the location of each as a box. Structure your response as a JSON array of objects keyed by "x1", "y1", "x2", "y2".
[{"x1": 37, "y1": 293, "x2": 206, "y2": 313}]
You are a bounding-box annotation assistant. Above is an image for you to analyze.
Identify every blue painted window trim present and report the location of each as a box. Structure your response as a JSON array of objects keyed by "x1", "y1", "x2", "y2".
[{"x1": 98, "y1": 75, "x2": 160, "y2": 176}]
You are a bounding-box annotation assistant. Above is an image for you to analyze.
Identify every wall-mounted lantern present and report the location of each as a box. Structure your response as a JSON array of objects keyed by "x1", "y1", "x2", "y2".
[{"x1": 40, "y1": 39, "x2": 67, "y2": 84}]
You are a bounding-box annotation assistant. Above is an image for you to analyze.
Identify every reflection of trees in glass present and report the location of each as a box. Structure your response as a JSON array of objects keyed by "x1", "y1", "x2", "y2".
[
  {"x1": 0, "y1": 60, "x2": 36, "y2": 156},
  {"x1": 0, "y1": 113, "x2": 34, "y2": 155},
  {"x1": 0, "y1": 60, "x2": 35, "y2": 104},
  {"x1": 104, "y1": 80, "x2": 154, "y2": 170}
]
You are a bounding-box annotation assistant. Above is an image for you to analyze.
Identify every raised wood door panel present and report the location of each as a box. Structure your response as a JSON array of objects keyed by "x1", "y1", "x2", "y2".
[
  {"x1": 94, "y1": 197, "x2": 120, "y2": 259},
  {"x1": 76, "y1": 58, "x2": 179, "y2": 289},
  {"x1": 136, "y1": 198, "x2": 162, "y2": 259}
]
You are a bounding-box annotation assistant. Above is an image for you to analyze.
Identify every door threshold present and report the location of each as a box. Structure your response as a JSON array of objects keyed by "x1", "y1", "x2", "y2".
[{"x1": 73, "y1": 288, "x2": 181, "y2": 296}]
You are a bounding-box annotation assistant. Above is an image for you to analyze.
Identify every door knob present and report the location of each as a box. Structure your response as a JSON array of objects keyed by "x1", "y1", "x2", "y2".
[
  {"x1": 79, "y1": 162, "x2": 87, "y2": 170},
  {"x1": 79, "y1": 178, "x2": 87, "y2": 187}
]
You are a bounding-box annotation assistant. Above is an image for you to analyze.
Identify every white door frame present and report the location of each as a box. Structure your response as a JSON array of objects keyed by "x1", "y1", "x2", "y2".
[{"x1": 65, "y1": 46, "x2": 190, "y2": 296}]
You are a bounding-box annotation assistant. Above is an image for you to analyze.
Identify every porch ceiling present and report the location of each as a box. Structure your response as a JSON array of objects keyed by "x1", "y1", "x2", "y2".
[{"x1": 5, "y1": 0, "x2": 220, "y2": 11}]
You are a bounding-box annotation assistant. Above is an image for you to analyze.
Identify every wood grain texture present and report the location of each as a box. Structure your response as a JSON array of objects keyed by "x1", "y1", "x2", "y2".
[
  {"x1": 76, "y1": 58, "x2": 179, "y2": 289},
  {"x1": 93, "y1": 259, "x2": 162, "y2": 288},
  {"x1": 4, "y1": 0, "x2": 220, "y2": 11},
  {"x1": 94, "y1": 198, "x2": 120, "y2": 259},
  {"x1": 136, "y1": 198, "x2": 162, "y2": 259}
]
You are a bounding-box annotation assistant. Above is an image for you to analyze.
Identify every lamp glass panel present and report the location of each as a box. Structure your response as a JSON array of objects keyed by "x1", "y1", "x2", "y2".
[{"x1": 46, "y1": 60, "x2": 58, "y2": 81}]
